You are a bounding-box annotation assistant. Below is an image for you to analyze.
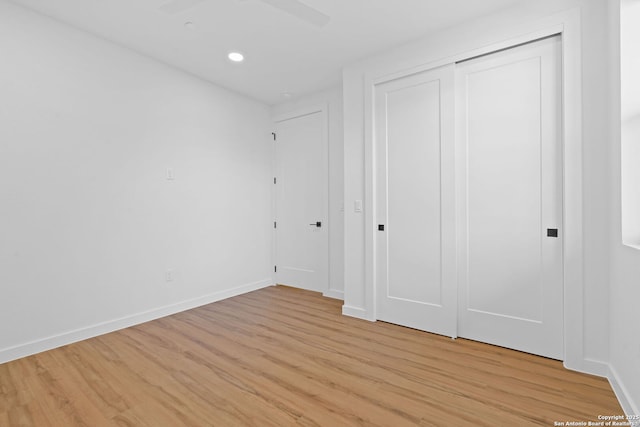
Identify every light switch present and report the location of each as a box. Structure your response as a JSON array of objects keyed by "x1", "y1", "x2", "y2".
[
  {"x1": 166, "y1": 168, "x2": 175, "y2": 181},
  {"x1": 354, "y1": 200, "x2": 363, "y2": 213}
]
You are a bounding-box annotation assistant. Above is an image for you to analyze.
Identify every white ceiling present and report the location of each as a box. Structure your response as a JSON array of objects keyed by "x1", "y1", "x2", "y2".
[{"x1": 9, "y1": 0, "x2": 527, "y2": 105}]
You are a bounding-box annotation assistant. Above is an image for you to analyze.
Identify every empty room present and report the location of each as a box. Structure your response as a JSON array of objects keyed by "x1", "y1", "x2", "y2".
[{"x1": 1, "y1": 0, "x2": 638, "y2": 425}]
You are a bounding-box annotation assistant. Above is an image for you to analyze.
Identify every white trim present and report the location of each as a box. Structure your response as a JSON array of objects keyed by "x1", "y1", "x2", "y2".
[
  {"x1": 363, "y1": 69, "x2": 377, "y2": 322},
  {"x1": 271, "y1": 131, "x2": 277, "y2": 285},
  {"x1": 342, "y1": 304, "x2": 373, "y2": 320},
  {"x1": 557, "y1": 9, "x2": 585, "y2": 374},
  {"x1": 609, "y1": 364, "x2": 640, "y2": 421},
  {"x1": 323, "y1": 290, "x2": 344, "y2": 300},
  {"x1": 272, "y1": 103, "x2": 330, "y2": 295},
  {"x1": 272, "y1": 103, "x2": 327, "y2": 123},
  {"x1": 370, "y1": 25, "x2": 565, "y2": 87},
  {"x1": 622, "y1": 242, "x2": 640, "y2": 251},
  {"x1": 569, "y1": 358, "x2": 611, "y2": 378},
  {"x1": 0, "y1": 279, "x2": 273, "y2": 365},
  {"x1": 360, "y1": 9, "x2": 587, "y2": 371}
]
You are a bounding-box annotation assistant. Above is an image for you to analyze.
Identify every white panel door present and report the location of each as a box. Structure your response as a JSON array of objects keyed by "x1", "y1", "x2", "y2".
[
  {"x1": 275, "y1": 111, "x2": 328, "y2": 293},
  {"x1": 456, "y1": 36, "x2": 563, "y2": 359},
  {"x1": 375, "y1": 65, "x2": 457, "y2": 337}
]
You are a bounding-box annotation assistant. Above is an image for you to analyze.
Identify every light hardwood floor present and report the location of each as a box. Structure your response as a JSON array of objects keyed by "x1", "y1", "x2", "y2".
[{"x1": 0, "y1": 285, "x2": 623, "y2": 426}]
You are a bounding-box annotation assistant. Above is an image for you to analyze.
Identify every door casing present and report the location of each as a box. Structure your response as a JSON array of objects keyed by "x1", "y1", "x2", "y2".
[{"x1": 360, "y1": 10, "x2": 593, "y2": 374}]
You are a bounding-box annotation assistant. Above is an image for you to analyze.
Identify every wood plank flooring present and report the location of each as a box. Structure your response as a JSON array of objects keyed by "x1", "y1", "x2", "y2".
[{"x1": 0, "y1": 285, "x2": 623, "y2": 426}]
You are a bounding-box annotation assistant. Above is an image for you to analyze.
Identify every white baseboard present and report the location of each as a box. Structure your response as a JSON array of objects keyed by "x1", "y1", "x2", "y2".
[
  {"x1": 609, "y1": 364, "x2": 640, "y2": 421},
  {"x1": 0, "y1": 279, "x2": 273, "y2": 365},
  {"x1": 323, "y1": 289, "x2": 344, "y2": 300},
  {"x1": 342, "y1": 304, "x2": 373, "y2": 321},
  {"x1": 564, "y1": 357, "x2": 610, "y2": 378}
]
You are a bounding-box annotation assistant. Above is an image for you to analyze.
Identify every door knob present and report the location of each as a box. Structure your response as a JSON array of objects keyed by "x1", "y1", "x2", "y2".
[{"x1": 309, "y1": 221, "x2": 322, "y2": 228}]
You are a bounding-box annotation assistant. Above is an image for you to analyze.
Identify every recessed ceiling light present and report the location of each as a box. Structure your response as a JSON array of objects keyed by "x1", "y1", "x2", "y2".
[
  {"x1": 228, "y1": 52, "x2": 245, "y2": 63},
  {"x1": 282, "y1": 92, "x2": 293, "y2": 99}
]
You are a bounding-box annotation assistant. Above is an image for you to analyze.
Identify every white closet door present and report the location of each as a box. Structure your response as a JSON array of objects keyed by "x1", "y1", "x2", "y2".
[
  {"x1": 456, "y1": 36, "x2": 563, "y2": 359},
  {"x1": 275, "y1": 111, "x2": 328, "y2": 293},
  {"x1": 375, "y1": 65, "x2": 457, "y2": 337}
]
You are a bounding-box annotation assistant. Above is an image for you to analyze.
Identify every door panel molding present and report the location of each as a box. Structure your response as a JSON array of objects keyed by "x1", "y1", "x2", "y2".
[
  {"x1": 456, "y1": 36, "x2": 563, "y2": 359},
  {"x1": 374, "y1": 65, "x2": 457, "y2": 338}
]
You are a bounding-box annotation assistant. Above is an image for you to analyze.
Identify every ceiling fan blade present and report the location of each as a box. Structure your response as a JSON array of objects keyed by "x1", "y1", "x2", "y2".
[
  {"x1": 260, "y1": 0, "x2": 330, "y2": 28},
  {"x1": 158, "y1": 0, "x2": 207, "y2": 15}
]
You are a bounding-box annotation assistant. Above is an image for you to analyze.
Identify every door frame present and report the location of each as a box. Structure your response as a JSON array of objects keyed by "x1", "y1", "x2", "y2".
[
  {"x1": 361, "y1": 9, "x2": 598, "y2": 374},
  {"x1": 272, "y1": 104, "x2": 330, "y2": 296}
]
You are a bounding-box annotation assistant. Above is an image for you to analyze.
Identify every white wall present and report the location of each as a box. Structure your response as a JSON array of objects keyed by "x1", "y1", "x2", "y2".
[
  {"x1": 0, "y1": 1, "x2": 272, "y2": 363},
  {"x1": 608, "y1": 0, "x2": 640, "y2": 416},
  {"x1": 343, "y1": 0, "x2": 612, "y2": 376},
  {"x1": 271, "y1": 87, "x2": 345, "y2": 298}
]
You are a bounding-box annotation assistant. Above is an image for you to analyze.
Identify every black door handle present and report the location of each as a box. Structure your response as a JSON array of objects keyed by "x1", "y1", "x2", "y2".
[{"x1": 309, "y1": 221, "x2": 322, "y2": 228}]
